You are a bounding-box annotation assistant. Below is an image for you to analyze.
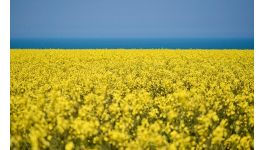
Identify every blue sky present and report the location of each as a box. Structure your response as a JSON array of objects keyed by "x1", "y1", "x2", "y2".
[{"x1": 10, "y1": 0, "x2": 254, "y2": 38}]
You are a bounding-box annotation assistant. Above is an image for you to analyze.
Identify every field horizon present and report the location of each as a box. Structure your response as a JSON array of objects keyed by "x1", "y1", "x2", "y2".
[
  {"x1": 10, "y1": 48, "x2": 255, "y2": 50},
  {"x1": 10, "y1": 37, "x2": 254, "y2": 50},
  {"x1": 10, "y1": 0, "x2": 255, "y2": 149}
]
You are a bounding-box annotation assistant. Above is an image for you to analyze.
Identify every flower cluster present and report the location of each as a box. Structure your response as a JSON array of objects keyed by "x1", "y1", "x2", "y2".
[{"x1": 10, "y1": 49, "x2": 254, "y2": 149}]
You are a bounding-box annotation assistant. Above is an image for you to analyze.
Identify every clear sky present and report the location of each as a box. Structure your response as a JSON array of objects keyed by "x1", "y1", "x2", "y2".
[{"x1": 10, "y1": 0, "x2": 254, "y2": 38}]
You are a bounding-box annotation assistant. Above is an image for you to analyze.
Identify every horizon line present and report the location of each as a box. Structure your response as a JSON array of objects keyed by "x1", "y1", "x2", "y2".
[{"x1": 10, "y1": 37, "x2": 254, "y2": 39}]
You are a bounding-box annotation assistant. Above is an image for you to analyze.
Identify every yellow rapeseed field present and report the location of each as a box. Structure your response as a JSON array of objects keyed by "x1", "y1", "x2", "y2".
[{"x1": 10, "y1": 49, "x2": 254, "y2": 150}]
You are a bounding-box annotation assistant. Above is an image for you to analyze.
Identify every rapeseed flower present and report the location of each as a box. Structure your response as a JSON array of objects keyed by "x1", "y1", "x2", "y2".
[{"x1": 10, "y1": 49, "x2": 254, "y2": 149}]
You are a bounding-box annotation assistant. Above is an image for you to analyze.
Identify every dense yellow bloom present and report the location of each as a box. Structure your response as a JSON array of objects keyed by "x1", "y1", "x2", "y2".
[{"x1": 10, "y1": 49, "x2": 254, "y2": 149}]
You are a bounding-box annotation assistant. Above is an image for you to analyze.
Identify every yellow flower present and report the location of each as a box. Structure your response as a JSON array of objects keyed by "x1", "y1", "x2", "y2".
[
  {"x1": 10, "y1": 50, "x2": 254, "y2": 149},
  {"x1": 65, "y1": 141, "x2": 74, "y2": 150}
]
